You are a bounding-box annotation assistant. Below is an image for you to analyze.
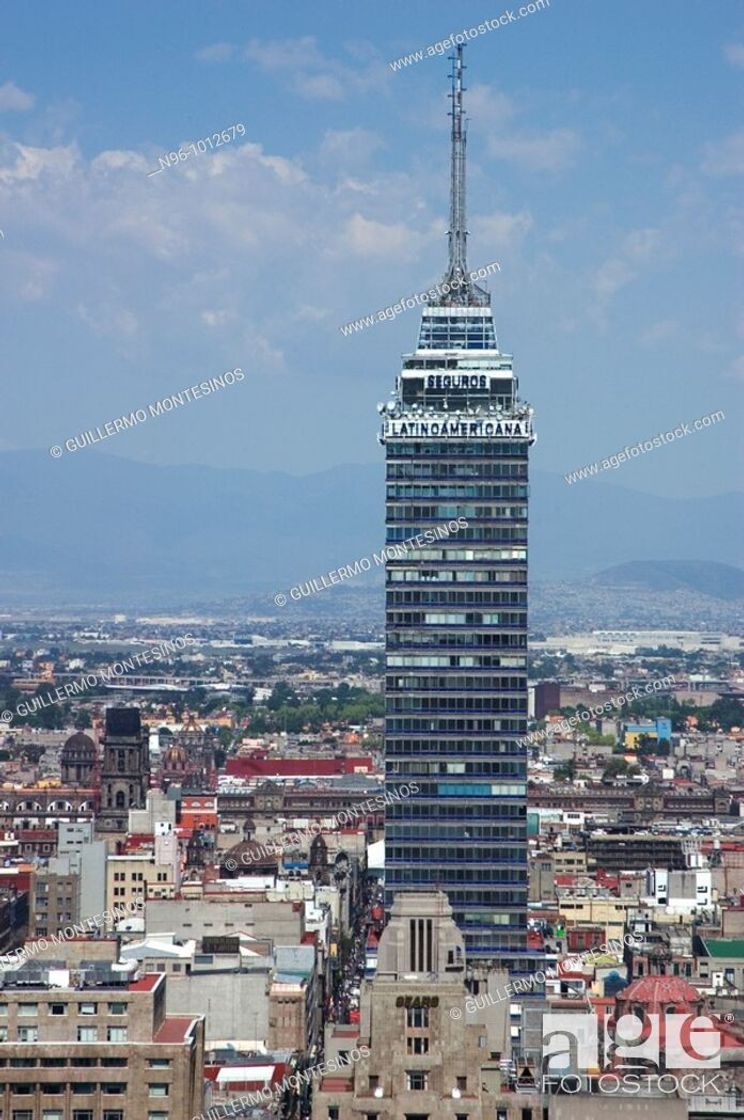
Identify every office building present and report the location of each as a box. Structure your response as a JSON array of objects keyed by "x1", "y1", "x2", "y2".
[{"x1": 382, "y1": 46, "x2": 534, "y2": 968}]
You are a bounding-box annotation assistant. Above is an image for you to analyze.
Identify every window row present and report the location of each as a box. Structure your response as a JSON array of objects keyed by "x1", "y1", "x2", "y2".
[
  {"x1": 384, "y1": 802, "x2": 526, "y2": 820},
  {"x1": 387, "y1": 503, "x2": 527, "y2": 520},
  {"x1": 385, "y1": 738, "x2": 526, "y2": 755},
  {"x1": 387, "y1": 611, "x2": 526, "y2": 626},
  {"x1": 386, "y1": 697, "x2": 527, "y2": 713},
  {"x1": 387, "y1": 674, "x2": 525, "y2": 690},
  {"x1": 387, "y1": 655, "x2": 526, "y2": 668},
  {"x1": 387, "y1": 569, "x2": 526, "y2": 584},
  {"x1": 386, "y1": 591, "x2": 527, "y2": 606},
  {"x1": 386, "y1": 441, "x2": 528, "y2": 456},
  {"x1": 388, "y1": 632, "x2": 527, "y2": 649},
  {"x1": 385, "y1": 718, "x2": 526, "y2": 733},
  {"x1": 387, "y1": 461, "x2": 526, "y2": 479},
  {"x1": 386, "y1": 761, "x2": 526, "y2": 778}
]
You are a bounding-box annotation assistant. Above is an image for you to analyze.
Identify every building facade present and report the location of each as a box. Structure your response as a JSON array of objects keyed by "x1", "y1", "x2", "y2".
[
  {"x1": 98, "y1": 707, "x2": 151, "y2": 834},
  {"x1": 0, "y1": 966, "x2": 204, "y2": 1120},
  {"x1": 312, "y1": 891, "x2": 543, "y2": 1120},
  {"x1": 382, "y1": 46, "x2": 533, "y2": 969}
]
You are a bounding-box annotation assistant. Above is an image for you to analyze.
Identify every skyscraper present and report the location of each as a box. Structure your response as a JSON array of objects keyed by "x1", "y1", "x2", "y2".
[{"x1": 381, "y1": 45, "x2": 535, "y2": 970}]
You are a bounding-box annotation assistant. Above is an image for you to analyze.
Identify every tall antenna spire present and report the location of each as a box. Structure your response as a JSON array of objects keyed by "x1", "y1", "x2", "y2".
[{"x1": 440, "y1": 44, "x2": 488, "y2": 306}]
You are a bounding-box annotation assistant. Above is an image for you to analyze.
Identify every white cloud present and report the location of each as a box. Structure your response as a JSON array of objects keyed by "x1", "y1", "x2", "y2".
[
  {"x1": 244, "y1": 36, "x2": 386, "y2": 101},
  {"x1": 195, "y1": 43, "x2": 236, "y2": 63},
  {"x1": 727, "y1": 355, "x2": 744, "y2": 380},
  {"x1": 473, "y1": 210, "x2": 533, "y2": 249},
  {"x1": 77, "y1": 301, "x2": 139, "y2": 337},
  {"x1": 0, "y1": 81, "x2": 35, "y2": 112},
  {"x1": 640, "y1": 319, "x2": 679, "y2": 345},
  {"x1": 701, "y1": 130, "x2": 744, "y2": 176},
  {"x1": 201, "y1": 309, "x2": 234, "y2": 327},
  {"x1": 622, "y1": 228, "x2": 661, "y2": 260},
  {"x1": 340, "y1": 213, "x2": 422, "y2": 257},
  {"x1": 592, "y1": 227, "x2": 663, "y2": 311},
  {"x1": 593, "y1": 257, "x2": 636, "y2": 300},
  {"x1": 319, "y1": 128, "x2": 384, "y2": 167},
  {"x1": 295, "y1": 73, "x2": 345, "y2": 101},
  {"x1": 723, "y1": 43, "x2": 744, "y2": 68},
  {"x1": 465, "y1": 85, "x2": 516, "y2": 128},
  {"x1": 488, "y1": 128, "x2": 581, "y2": 172},
  {"x1": 0, "y1": 142, "x2": 78, "y2": 184}
]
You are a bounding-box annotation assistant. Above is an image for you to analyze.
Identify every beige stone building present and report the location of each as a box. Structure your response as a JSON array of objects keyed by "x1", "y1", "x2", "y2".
[
  {"x1": 0, "y1": 965, "x2": 204, "y2": 1119},
  {"x1": 105, "y1": 850, "x2": 178, "y2": 924},
  {"x1": 312, "y1": 891, "x2": 544, "y2": 1120}
]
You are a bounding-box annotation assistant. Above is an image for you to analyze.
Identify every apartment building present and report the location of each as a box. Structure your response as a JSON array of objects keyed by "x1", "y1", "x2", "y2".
[{"x1": 0, "y1": 964, "x2": 204, "y2": 1120}]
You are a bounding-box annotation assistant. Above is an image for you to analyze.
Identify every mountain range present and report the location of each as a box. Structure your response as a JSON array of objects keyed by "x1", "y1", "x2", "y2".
[{"x1": 0, "y1": 451, "x2": 740, "y2": 607}]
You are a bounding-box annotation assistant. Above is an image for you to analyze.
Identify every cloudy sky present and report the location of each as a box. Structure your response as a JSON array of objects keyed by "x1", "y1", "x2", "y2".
[{"x1": 0, "y1": 0, "x2": 741, "y2": 497}]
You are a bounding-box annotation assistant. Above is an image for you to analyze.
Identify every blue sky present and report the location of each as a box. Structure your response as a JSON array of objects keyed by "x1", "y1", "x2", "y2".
[{"x1": 0, "y1": 0, "x2": 741, "y2": 497}]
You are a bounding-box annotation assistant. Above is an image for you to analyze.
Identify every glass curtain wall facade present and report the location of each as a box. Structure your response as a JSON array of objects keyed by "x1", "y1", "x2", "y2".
[{"x1": 381, "y1": 306, "x2": 534, "y2": 969}]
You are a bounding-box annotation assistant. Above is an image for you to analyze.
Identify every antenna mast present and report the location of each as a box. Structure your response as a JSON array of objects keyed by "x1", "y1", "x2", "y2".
[{"x1": 441, "y1": 44, "x2": 487, "y2": 305}]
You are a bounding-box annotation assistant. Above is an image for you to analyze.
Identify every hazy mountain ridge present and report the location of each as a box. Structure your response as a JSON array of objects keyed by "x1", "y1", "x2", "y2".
[
  {"x1": 0, "y1": 451, "x2": 740, "y2": 605},
  {"x1": 588, "y1": 560, "x2": 744, "y2": 601}
]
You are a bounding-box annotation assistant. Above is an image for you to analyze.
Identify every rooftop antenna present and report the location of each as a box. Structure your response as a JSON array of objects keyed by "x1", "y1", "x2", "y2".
[{"x1": 441, "y1": 44, "x2": 488, "y2": 306}]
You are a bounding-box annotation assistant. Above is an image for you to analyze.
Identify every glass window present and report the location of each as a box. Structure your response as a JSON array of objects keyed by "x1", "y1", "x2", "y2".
[
  {"x1": 107, "y1": 1027, "x2": 127, "y2": 1042},
  {"x1": 107, "y1": 1002, "x2": 127, "y2": 1015},
  {"x1": 49, "y1": 1003, "x2": 66, "y2": 1015},
  {"x1": 72, "y1": 1084, "x2": 96, "y2": 1094},
  {"x1": 148, "y1": 1084, "x2": 168, "y2": 1097},
  {"x1": 17, "y1": 1026, "x2": 38, "y2": 1042},
  {"x1": 148, "y1": 1058, "x2": 170, "y2": 1068},
  {"x1": 406, "y1": 1071, "x2": 428, "y2": 1091},
  {"x1": 78, "y1": 1002, "x2": 97, "y2": 1015},
  {"x1": 406, "y1": 1006, "x2": 429, "y2": 1029},
  {"x1": 76, "y1": 1027, "x2": 98, "y2": 1042},
  {"x1": 17, "y1": 1003, "x2": 38, "y2": 1016}
]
